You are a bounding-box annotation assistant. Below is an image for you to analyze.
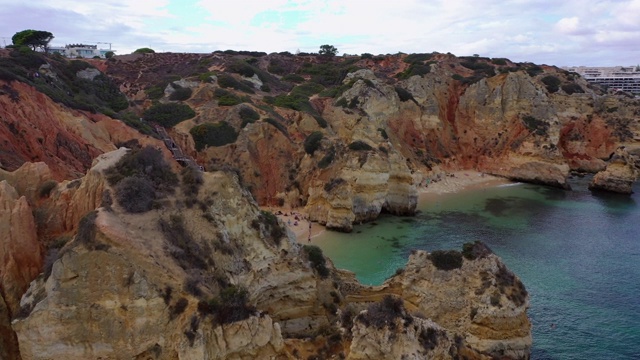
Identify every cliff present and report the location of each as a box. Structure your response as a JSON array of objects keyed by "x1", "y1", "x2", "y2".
[{"x1": 3, "y1": 148, "x2": 529, "y2": 359}]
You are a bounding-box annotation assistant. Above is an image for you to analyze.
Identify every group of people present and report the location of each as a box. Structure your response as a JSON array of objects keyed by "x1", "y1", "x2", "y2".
[{"x1": 276, "y1": 210, "x2": 313, "y2": 241}]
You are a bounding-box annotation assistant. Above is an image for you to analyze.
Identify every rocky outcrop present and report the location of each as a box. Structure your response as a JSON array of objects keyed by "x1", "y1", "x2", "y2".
[
  {"x1": 348, "y1": 315, "x2": 454, "y2": 360},
  {"x1": 0, "y1": 181, "x2": 41, "y2": 314},
  {"x1": 0, "y1": 181, "x2": 40, "y2": 360},
  {"x1": 589, "y1": 146, "x2": 638, "y2": 194},
  {"x1": 342, "y1": 243, "x2": 531, "y2": 359}
]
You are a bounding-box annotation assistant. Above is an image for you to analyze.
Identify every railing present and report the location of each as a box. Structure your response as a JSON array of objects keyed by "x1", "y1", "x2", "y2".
[{"x1": 153, "y1": 124, "x2": 203, "y2": 171}]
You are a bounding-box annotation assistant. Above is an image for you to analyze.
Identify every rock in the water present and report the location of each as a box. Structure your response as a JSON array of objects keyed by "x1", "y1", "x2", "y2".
[{"x1": 589, "y1": 147, "x2": 637, "y2": 194}]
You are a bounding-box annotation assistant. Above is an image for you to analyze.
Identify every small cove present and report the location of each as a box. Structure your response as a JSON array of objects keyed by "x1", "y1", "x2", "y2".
[{"x1": 314, "y1": 176, "x2": 640, "y2": 359}]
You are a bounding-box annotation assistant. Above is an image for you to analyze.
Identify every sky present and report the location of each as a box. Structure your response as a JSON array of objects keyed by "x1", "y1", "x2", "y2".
[{"x1": 1, "y1": 0, "x2": 639, "y2": 67}]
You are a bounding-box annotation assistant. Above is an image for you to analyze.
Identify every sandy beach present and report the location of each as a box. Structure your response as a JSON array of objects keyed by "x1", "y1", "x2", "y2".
[{"x1": 263, "y1": 171, "x2": 512, "y2": 243}]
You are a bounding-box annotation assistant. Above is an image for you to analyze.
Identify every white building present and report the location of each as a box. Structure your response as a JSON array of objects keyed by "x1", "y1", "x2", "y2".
[
  {"x1": 48, "y1": 44, "x2": 113, "y2": 58},
  {"x1": 563, "y1": 66, "x2": 640, "y2": 94}
]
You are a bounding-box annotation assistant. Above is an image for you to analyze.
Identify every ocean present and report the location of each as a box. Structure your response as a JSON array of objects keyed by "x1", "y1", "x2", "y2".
[{"x1": 314, "y1": 176, "x2": 640, "y2": 360}]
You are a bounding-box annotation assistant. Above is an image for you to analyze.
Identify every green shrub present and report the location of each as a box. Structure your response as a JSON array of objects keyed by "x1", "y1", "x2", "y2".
[
  {"x1": 263, "y1": 117, "x2": 289, "y2": 137},
  {"x1": 117, "y1": 111, "x2": 155, "y2": 136},
  {"x1": 134, "y1": 47, "x2": 155, "y2": 54},
  {"x1": 404, "y1": 53, "x2": 434, "y2": 64},
  {"x1": 314, "y1": 115, "x2": 328, "y2": 128},
  {"x1": 170, "y1": 297, "x2": 188, "y2": 320},
  {"x1": 254, "y1": 210, "x2": 284, "y2": 245},
  {"x1": 318, "y1": 147, "x2": 335, "y2": 168},
  {"x1": 396, "y1": 63, "x2": 431, "y2": 79},
  {"x1": 145, "y1": 85, "x2": 165, "y2": 100},
  {"x1": 297, "y1": 60, "x2": 360, "y2": 86},
  {"x1": 76, "y1": 211, "x2": 97, "y2": 247},
  {"x1": 462, "y1": 241, "x2": 493, "y2": 260},
  {"x1": 190, "y1": 121, "x2": 238, "y2": 151},
  {"x1": 169, "y1": 87, "x2": 192, "y2": 101},
  {"x1": 213, "y1": 88, "x2": 243, "y2": 106},
  {"x1": 181, "y1": 165, "x2": 203, "y2": 197},
  {"x1": 238, "y1": 106, "x2": 260, "y2": 124},
  {"x1": 561, "y1": 83, "x2": 584, "y2": 95},
  {"x1": 210, "y1": 285, "x2": 256, "y2": 324},
  {"x1": 429, "y1": 250, "x2": 463, "y2": 270},
  {"x1": 348, "y1": 140, "x2": 373, "y2": 151},
  {"x1": 290, "y1": 82, "x2": 324, "y2": 97},
  {"x1": 104, "y1": 146, "x2": 178, "y2": 194},
  {"x1": 361, "y1": 53, "x2": 374, "y2": 59},
  {"x1": 521, "y1": 115, "x2": 549, "y2": 136},
  {"x1": 227, "y1": 60, "x2": 255, "y2": 77},
  {"x1": 282, "y1": 73, "x2": 305, "y2": 83},
  {"x1": 357, "y1": 295, "x2": 410, "y2": 330},
  {"x1": 324, "y1": 178, "x2": 345, "y2": 192},
  {"x1": 143, "y1": 103, "x2": 196, "y2": 128},
  {"x1": 303, "y1": 245, "x2": 329, "y2": 277},
  {"x1": 395, "y1": 87, "x2": 414, "y2": 102},
  {"x1": 115, "y1": 176, "x2": 156, "y2": 213},
  {"x1": 304, "y1": 131, "x2": 323, "y2": 154},
  {"x1": 541, "y1": 75, "x2": 561, "y2": 93},
  {"x1": 525, "y1": 64, "x2": 543, "y2": 77},
  {"x1": 335, "y1": 97, "x2": 348, "y2": 108},
  {"x1": 217, "y1": 74, "x2": 255, "y2": 93},
  {"x1": 38, "y1": 180, "x2": 57, "y2": 198},
  {"x1": 491, "y1": 58, "x2": 508, "y2": 65}
]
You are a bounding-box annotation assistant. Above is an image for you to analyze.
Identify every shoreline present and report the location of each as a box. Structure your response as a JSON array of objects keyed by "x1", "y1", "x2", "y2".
[{"x1": 264, "y1": 171, "x2": 513, "y2": 243}]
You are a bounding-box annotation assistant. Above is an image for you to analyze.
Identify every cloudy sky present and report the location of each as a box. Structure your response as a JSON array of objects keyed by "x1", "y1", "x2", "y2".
[{"x1": 1, "y1": 0, "x2": 639, "y2": 66}]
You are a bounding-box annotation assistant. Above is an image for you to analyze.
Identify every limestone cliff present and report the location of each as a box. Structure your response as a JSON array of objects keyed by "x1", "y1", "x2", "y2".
[{"x1": 8, "y1": 149, "x2": 530, "y2": 359}]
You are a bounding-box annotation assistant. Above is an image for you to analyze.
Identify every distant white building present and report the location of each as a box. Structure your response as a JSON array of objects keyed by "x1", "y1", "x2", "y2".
[
  {"x1": 48, "y1": 44, "x2": 113, "y2": 58},
  {"x1": 563, "y1": 65, "x2": 640, "y2": 94}
]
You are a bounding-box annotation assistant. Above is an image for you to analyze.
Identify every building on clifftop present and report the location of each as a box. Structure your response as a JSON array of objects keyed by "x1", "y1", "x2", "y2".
[{"x1": 564, "y1": 65, "x2": 640, "y2": 94}]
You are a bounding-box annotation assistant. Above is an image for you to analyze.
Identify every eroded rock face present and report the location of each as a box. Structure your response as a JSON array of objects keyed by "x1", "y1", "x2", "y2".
[
  {"x1": 589, "y1": 147, "x2": 638, "y2": 194},
  {"x1": 0, "y1": 181, "x2": 41, "y2": 315},
  {"x1": 348, "y1": 316, "x2": 453, "y2": 360},
  {"x1": 0, "y1": 80, "x2": 165, "y2": 181},
  {"x1": 305, "y1": 151, "x2": 417, "y2": 232}
]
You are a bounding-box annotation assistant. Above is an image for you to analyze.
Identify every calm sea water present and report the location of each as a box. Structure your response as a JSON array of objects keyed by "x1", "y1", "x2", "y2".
[{"x1": 314, "y1": 176, "x2": 640, "y2": 360}]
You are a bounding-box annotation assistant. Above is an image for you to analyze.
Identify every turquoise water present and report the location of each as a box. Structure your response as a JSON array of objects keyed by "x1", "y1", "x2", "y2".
[{"x1": 315, "y1": 177, "x2": 640, "y2": 360}]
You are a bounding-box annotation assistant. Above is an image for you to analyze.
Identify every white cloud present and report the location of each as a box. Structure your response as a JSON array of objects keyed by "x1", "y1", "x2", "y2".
[{"x1": 1, "y1": 0, "x2": 638, "y2": 65}]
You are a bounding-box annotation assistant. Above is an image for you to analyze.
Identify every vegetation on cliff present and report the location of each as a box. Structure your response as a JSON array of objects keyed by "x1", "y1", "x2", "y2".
[{"x1": 0, "y1": 48, "x2": 128, "y2": 115}]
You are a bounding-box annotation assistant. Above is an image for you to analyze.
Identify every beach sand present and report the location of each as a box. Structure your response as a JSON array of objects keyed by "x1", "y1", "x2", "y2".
[{"x1": 263, "y1": 171, "x2": 512, "y2": 243}]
